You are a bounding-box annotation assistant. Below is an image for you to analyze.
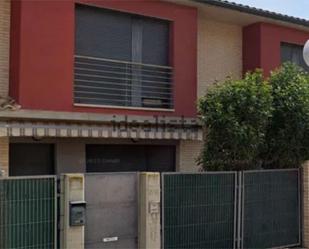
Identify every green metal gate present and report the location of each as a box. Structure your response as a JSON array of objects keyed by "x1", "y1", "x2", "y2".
[
  {"x1": 162, "y1": 169, "x2": 301, "y2": 249},
  {"x1": 0, "y1": 176, "x2": 57, "y2": 249},
  {"x1": 162, "y1": 172, "x2": 237, "y2": 249},
  {"x1": 242, "y1": 169, "x2": 301, "y2": 249}
]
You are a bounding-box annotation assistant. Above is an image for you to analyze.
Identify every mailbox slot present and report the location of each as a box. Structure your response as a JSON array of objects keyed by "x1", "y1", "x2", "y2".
[{"x1": 69, "y1": 201, "x2": 86, "y2": 226}]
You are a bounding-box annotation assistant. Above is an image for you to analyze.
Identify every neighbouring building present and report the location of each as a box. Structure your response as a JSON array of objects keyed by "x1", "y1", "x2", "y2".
[{"x1": 0, "y1": 0, "x2": 309, "y2": 176}]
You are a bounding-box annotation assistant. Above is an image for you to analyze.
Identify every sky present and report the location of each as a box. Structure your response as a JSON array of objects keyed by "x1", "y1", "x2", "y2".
[{"x1": 232, "y1": 0, "x2": 309, "y2": 20}]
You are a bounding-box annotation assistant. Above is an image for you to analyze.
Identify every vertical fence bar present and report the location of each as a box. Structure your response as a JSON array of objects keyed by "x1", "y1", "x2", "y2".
[
  {"x1": 0, "y1": 180, "x2": 2, "y2": 249},
  {"x1": 161, "y1": 173, "x2": 165, "y2": 249},
  {"x1": 298, "y1": 168, "x2": 302, "y2": 246},
  {"x1": 236, "y1": 172, "x2": 242, "y2": 249},
  {"x1": 241, "y1": 171, "x2": 245, "y2": 249},
  {"x1": 54, "y1": 177, "x2": 57, "y2": 249},
  {"x1": 233, "y1": 173, "x2": 237, "y2": 249}
]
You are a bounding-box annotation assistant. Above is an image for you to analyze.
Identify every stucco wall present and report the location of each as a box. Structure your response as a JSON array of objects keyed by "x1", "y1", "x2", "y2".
[
  {"x1": 198, "y1": 12, "x2": 242, "y2": 97},
  {"x1": 0, "y1": 0, "x2": 10, "y2": 97}
]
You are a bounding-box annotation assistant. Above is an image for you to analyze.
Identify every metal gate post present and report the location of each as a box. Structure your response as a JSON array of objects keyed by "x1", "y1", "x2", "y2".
[
  {"x1": 0, "y1": 177, "x2": 5, "y2": 249},
  {"x1": 236, "y1": 171, "x2": 243, "y2": 249},
  {"x1": 241, "y1": 171, "x2": 245, "y2": 249},
  {"x1": 233, "y1": 173, "x2": 237, "y2": 249}
]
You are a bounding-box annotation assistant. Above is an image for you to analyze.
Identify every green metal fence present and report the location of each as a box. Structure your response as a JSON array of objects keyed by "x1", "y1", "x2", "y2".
[
  {"x1": 162, "y1": 169, "x2": 301, "y2": 249},
  {"x1": 162, "y1": 172, "x2": 237, "y2": 249},
  {"x1": 242, "y1": 169, "x2": 301, "y2": 249},
  {"x1": 0, "y1": 176, "x2": 57, "y2": 249}
]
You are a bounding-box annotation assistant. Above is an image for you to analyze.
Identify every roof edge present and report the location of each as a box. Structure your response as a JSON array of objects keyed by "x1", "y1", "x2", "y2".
[{"x1": 193, "y1": 0, "x2": 309, "y2": 28}]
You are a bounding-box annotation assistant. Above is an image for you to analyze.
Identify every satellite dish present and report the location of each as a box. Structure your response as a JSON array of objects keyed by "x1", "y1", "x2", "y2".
[{"x1": 303, "y1": 40, "x2": 309, "y2": 66}]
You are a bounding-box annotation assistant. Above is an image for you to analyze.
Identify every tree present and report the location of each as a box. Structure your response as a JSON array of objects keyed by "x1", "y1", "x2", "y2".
[
  {"x1": 262, "y1": 63, "x2": 309, "y2": 168},
  {"x1": 198, "y1": 70, "x2": 273, "y2": 171},
  {"x1": 198, "y1": 63, "x2": 309, "y2": 171}
]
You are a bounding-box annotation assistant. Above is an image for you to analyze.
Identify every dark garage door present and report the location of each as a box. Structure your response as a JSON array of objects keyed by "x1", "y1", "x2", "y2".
[
  {"x1": 86, "y1": 145, "x2": 175, "y2": 172},
  {"x1": 9, "y1": 143, "x2": 55, "y2": 176}
]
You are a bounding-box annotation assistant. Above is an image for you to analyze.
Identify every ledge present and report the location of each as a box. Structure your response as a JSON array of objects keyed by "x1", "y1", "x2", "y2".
[{"x1": 0, "y1": 109, "x2": 201, "y2": 126}]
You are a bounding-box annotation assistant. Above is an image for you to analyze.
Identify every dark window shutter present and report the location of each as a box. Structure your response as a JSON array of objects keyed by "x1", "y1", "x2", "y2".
[
  {"x1": 142, "y1": 18, "x2": 170, "y2": 66},
  {"x1": 281, "y1": 43, "x2": 309, "y2": 71},
  {"x1": 75, "y1": 5, "x2": 132, "y2": 61},
  {"x1": 281, "y1": 43, "x2": 293, "y2": 63}
]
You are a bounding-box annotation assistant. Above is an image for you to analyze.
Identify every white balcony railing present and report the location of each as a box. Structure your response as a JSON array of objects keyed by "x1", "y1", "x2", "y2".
[{"x1": 74, "y1": 55, "x2": 173, "y2": 110}]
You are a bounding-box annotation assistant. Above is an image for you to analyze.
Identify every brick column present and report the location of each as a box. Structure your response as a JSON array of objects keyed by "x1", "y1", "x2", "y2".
[
  {"x1": 177, "y1": 140, "x2": 203, "y2": 172},
  {"x1": 303, "y1": 162, "x2": 309, "y2": 247},
  {"x1": 0, "y1": 0, "x2": 10, "y2": 97},
  {"x1": 0, "y1": 137, "x2": 9, "y2": 177}
]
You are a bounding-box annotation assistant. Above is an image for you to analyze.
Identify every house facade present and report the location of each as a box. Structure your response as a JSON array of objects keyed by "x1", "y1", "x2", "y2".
[{"x1": 0, "y1": 0, "x2": 309, "y2": 176}]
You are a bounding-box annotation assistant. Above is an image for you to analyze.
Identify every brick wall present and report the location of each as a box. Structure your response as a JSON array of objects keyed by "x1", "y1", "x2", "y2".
[
  {"x1": 0, "y1": 137, "x2": 9, "y2": 177},
  {"x1": 0, "y1": 0, "x2": 10, "y2": 175},
  {"x1": 177, "y1": 140, "x2": 203, "y2": 172},
  {"x1": 0, "y1": 0, "x2": 10, "y2": 97},
  {"x1": 198, "y1": 13, "x2": 242, "y2": 97}
]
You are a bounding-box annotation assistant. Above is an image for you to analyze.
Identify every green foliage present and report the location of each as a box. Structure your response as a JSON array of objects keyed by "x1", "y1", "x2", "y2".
[
  {"x1": 263, "y1": 63, "x2": 309, "y2": 168},
  {"x1": 198, "y1": 71, "x2": 273, "y2": 171},
  {"x1": 198, "y1": 62, "x2": 309, "y2": 171}
]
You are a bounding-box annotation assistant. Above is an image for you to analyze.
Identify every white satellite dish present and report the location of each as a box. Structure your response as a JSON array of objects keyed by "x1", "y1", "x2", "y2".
[{"x1": 303, "y1": 40, "x2": 309, "y2": 66}]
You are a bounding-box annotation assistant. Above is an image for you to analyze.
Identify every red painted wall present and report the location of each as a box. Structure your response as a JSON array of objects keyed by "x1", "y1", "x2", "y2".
[
  {"x1": 243, "y1": 22, "x2": 309, "y2": 77},
  {"x1": 9, "y1": 0, "x2": 21, "y2": 101},
  {"x1": 243, "y1": 23, "x2": 261, "y2": 75},
  {"x1": 10, "y1": 0, "x2": 197, "y2": 117}
]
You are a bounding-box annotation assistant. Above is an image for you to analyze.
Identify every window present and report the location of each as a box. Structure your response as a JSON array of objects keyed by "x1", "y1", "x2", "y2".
[
  {"x1": 74, "y1": 5, "x2": 173, "y2": 109},
  {"x1": 281, "y1": 42, "x2": 309, "y2": 71}
]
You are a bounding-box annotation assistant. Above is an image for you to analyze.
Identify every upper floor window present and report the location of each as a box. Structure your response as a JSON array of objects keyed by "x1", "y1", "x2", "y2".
[
  {"x1": 281, "y1": 42, "x2": 309, "y2": 71},
  {"x1": 74, "y1": 4, "x2": 173, "y2": 110}
]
